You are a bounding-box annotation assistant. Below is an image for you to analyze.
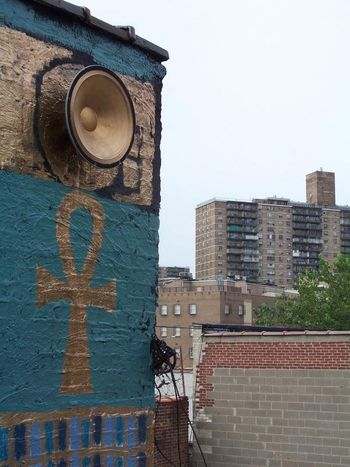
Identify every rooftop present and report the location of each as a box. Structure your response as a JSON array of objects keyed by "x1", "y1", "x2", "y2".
[
  {"x1": 30, "y1": 0, "x2": 169, "y2": 61},
  {"x1": 195, "y1": 323, "x2": 350, "y2": 337}
]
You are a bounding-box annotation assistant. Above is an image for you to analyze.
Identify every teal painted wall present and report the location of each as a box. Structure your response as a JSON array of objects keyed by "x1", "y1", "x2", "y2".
[
  {"x1": 0, "y1": 0, "x2": 166, "y2": 82},
  {"x1": 0, "y1": 0, "x2": 165, "y2": 462},
  {"x1": 0, "y1": 170, "x2": 158, "y2": 412}
]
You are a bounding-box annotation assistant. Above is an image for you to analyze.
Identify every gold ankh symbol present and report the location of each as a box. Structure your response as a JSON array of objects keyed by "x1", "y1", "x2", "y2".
[{"x1": 37, "y1": 191, "x2": 116, "y2": 394}]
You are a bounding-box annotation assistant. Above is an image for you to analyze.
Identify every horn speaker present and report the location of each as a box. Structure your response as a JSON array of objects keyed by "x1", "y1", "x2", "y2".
[{"x1": 65, "y1": 65, "x2": 135, "y2": 168}]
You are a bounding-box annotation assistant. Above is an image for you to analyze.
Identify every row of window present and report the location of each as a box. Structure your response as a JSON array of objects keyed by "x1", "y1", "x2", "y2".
[
  {"x1": 224, "y1": 303, "x2": 245, "y2": 315},
  {"x1": 159, "y1": 304, "x2": 197, "y2": 316},
  {"x1": 160, "y1": 303, "x2": 244, "y2": 317},
  {"x1": 160, "y1": 326, "x2": 194, "y2": 338}
]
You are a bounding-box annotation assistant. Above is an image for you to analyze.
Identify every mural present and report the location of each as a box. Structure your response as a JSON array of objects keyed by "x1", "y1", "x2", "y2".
[
  {"x1": 0, "y1": 408, "x2": 153, "y2": 465},
  {"x1": 37, "y1": 191, "x2": 117, "y2": 394},
  {"x1": 0, "y1": 25, "x2": 163, "y2": 211},
  {"x1": 0, "y1": 171, "x2": 158, "y2": 464},
  {"x1": 0, "y1": 0, "x2": 167, "y2": 464}
]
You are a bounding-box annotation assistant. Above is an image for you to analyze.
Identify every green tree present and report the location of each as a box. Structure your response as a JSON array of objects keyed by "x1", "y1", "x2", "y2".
[{"x1": 254, "y1": 254, "x2": 350, "y2": 330}]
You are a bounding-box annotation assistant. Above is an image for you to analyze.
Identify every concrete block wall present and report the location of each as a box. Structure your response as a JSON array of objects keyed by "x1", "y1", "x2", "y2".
[{"x1": 193, "y1": 332, "x2": 350, "y2": 467}]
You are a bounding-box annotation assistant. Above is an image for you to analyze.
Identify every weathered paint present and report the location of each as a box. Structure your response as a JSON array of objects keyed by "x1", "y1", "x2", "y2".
[
  {"x1": 0, "y1": 26, "x2": 161, "y2": 210},
  {"x1": 0, "y1": 0, "x2": 166, "y2": 82},
  {"x1": 0, "y1": 0, "x2": 165, "y2": 463},
  {"x1": 0, "y1": 170, "x2": 158, "y2": 411}
]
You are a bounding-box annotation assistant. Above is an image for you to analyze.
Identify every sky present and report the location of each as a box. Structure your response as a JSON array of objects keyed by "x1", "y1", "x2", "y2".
[{"x1": 73, "y1": 0, "x2": 350, "y2": 275}]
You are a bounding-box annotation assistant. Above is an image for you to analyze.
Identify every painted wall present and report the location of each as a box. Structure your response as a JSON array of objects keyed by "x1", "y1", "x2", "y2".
[{"x1": 0, "y1": 0, "x2": 166, "y2": 464}]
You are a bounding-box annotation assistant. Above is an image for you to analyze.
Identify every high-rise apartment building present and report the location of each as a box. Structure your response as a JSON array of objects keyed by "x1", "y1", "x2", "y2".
[{"x1": 196, "y1": 171, "x2": 349, "y2": 287}]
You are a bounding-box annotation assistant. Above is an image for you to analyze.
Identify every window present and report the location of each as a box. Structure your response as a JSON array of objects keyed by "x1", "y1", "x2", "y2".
[
  {"x1": 189, "y1": 304, "x2": 197, "y2": 315},
  {"x1": 224, "y1": 304, "x2": 230, "y2": 315},
  {"x1": 189, "y1": 347, "x2": 193, "y2": 359},
  {"x1": 174, "y1": 327, "x2": 181, "y2": 337},
  {"x1": 238, "y1": 304, "x2": 244, "y2": 316},
  {"x1": 174, "y1": 304, "x2": 181, "y2": 315},
  {"x1": 189, "y1": 327, "x2": 194, "y2": 337},
  {"x1": 160, "y1": 327, "x2": 167, "y2": 337},
  {"x1": 160, "y1": 305, "x2": 168, "y2": 316}
]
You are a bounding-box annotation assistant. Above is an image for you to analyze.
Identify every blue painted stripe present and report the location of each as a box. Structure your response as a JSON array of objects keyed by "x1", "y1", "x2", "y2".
[
  {"x1": 116, "y1": 417, "x2": 123, "y2": 447},
  {"x1": 127, "y1": 455, "x2": 137, "y2": 467},
  {"x1": 105, "y1": 455, "x2": 114, "y2": 467},
  {"x1": 82, "y1": 420, "x2": 90, "y2": 448},
  {"x1": 14, "y1": 423, "x2": 26, "y2": 460},
  {"x1": 58, "y1": 458, "x2": 67, "y2": 467},
  {"x1": 94, "y1": 416, "x2": 102, "y2": 446},
  {"x1": 45, "y1": 422, "x2": 54, "y2": 455},
  {"x1": 72, "y1": 455, "x2": 80, "y2": 467},
  {"x1": 47, "y1": 461, "x2": 55, "y2": 467},
  {"x1": 83, "y1": 457, "x2": 91, "y2": 467},
  {"x1": 70, "y1": 417, "x2": 80, "y2": 451},
  {"x1": 127, "y1": 416, "x2": 137, "y2": 448},
  {"x1": 117, "y1": 456, "x2": 123, "y2": 467},
  {"x1": 93, "y1": 453, "x2": 101, "y2": 467},
  {"x1": 138, "y1": 452, "x2": 147, "y2": 467},
  {"x1": 138, "y1": 414, "x2": 147, "y2": 444},
  {"x1": 0, "y1": 428, "x2": 8, "y2": 461},
  {"x1": 58, "y1": 420, "x2": 67, "y2": 451},
  {"x1": 103, "y1": 416, "x2": 114, "y2": 447},
  {"x1": 30, "y1": 423, "x2": 41, "y2": 457}
]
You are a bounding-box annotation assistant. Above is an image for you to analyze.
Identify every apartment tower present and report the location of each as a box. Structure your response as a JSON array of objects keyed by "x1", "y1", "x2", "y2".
[{"x1": 196, "y1": 171, "x2": 349, "y2": 287}]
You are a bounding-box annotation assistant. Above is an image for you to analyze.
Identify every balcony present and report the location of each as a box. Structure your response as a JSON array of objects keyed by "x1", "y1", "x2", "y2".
[
  {"x1": 242, "y1": 257, "x2": 259, "y2": 263},
  {"x1": 292, "y1": 238, "x2": 322, "y2": 244},
  {"x1": 293, "y1": 222, "x2": 322, "y2": 230}
]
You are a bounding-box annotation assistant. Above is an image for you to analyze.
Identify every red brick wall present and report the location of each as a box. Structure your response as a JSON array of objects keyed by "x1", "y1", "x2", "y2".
[
  {"x1": 154, "y1": 396, "x2": 189, "y2": 466},
  {"x1": 196, "y1": 340, "x2": 350, "y2": 409}
]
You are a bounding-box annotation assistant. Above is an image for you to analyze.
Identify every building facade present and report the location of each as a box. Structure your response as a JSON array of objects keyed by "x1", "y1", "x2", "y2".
[
  {"x1": 196, "y1": 171, "x2": 350, "y2": 288},
  {"x1": 306, "y1": 169, "x2": 335, "y2": 207},
  {"x1": 0, "y1": 0, "x2": 168, "y2": 464},
  {"x1": 156, "y1": 279, "x2": 278, "y2": 369}
]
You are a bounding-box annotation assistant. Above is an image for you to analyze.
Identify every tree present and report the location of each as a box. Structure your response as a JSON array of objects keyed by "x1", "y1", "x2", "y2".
[{"x1": 254, "y1": 254, "x2": 350, "y2": 330}]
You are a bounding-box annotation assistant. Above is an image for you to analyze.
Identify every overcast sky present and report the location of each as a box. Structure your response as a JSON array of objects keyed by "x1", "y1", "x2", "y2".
[{"x1": 73, "y1": 0, "x2": 350, "y2": 274}]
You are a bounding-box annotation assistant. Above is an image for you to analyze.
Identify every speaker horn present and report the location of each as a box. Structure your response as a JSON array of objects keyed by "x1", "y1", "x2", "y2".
[{"x1": 65, "y1": 65, "x2": 135, "y2": 168}]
